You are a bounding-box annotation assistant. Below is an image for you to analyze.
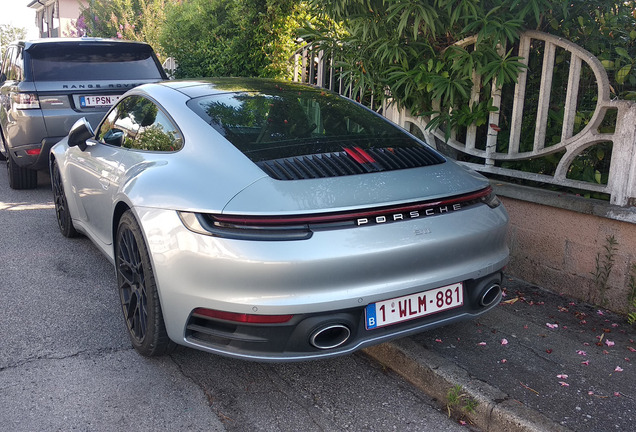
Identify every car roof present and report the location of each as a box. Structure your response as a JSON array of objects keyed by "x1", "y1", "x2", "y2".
[
  {"x1": 158, "y1": 77, "x2": 327, "y2": 99},
  {"x1": 17, "y1": 38, "x2": 152, "y2": 51}
]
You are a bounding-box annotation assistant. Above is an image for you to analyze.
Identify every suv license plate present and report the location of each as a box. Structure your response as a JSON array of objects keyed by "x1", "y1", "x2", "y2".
[
  {"x1": 365, "y1": 283, "x2": 463, "y2": 329},
  {"x1": 80, "y1": 95, "x2": 121, "y2": 108}
]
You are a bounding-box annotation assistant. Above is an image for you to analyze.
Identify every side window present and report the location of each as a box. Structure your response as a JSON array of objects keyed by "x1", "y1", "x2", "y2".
[
  {"x1": 96, "y1": 95, "x2": 182, "y2": 152},
  {"x1": 96, "y1": 96, "x2": 140, "y2": 147},
  {"x1": 1, "y1": 47, "x2": 14, "y2": 80},
  {"x1": 13, "y1": 48, "x2": 24, "y2": 81}
]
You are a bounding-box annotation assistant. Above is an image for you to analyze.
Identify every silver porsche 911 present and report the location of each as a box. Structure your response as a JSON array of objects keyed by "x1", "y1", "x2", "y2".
[{"x1": 50, "y1": 78, "x2": 509, "y2": 361}]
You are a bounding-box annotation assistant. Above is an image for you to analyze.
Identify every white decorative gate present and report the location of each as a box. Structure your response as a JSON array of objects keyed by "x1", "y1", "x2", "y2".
[{"x1": 292, "y1": 31, "x2": 636, "y2": 207}]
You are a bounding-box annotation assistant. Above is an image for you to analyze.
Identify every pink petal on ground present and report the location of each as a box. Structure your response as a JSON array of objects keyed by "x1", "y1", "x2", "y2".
[
  {"x1": 588, "y1": 391, "x2": 594, "y2": 395},
  {"x1": 581, "y1": 360, "x2": 590, "y2": 366},
  {"x1": 435, "y1": 338, "x2": 443, "y2": 343},
  {"x1": 501, "y1": 359, "x2": 507, "y2": 363},
  {"x1": 557, "y1": 374, "x2": 568, "y2": 379},
  {"x1": 615, "y1": 366, "x2": 624, "y2": 372},
  {"x1": 501, "y1": 338, "x2": 509, "y2": 345},
  {"x1": 603, "y1": 350, "x2": 610, "y2": 355},
  {"x1": 614, "y1": 392, "x2": 621, "y2": 397},
  {"x1": 583, "y1": 342, "x2": 590, "y2": 346},
  {"x1": 605, "y1": 340, "x2": 615, "y2": 347},
  {"x1": 612, "y1": 323, "x2": 619, "y2": 328},
  {"x1": 559, "y1": 381, "x2": 570, "y2": 387},
  {"x1": 546, "y1": 323, "x2": 559, "y2": 329},
  {"x1": 478, "y1": 342, "x2": 487, "y2": 346},
  {"x1": 597, "y1": 310, "x2": 604, "y2": 315},
  {"x1": 577, "y1": 350, "x2": 587, "y2": 356},
  {"x1": 628, "y1": 347, "x2": 636, "y2": 352}
]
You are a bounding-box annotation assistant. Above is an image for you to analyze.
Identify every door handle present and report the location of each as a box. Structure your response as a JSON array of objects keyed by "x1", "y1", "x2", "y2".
[{"x1": 99, "y1": 177, "x2": 110, "y2": 190}]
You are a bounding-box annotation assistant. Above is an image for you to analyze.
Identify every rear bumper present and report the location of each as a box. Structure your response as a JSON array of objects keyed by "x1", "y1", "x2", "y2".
[
  {"x1": 133, "y1": 202, "x2": 509, "y2": 361},
  {"x1": 10, "y1": 136, "x2": 63, "y2": 170}
]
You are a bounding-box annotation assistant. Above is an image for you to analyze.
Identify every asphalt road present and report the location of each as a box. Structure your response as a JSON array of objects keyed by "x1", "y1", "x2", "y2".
[{"x1": 0, "y1": 167, "x2": 467, "y2": 432}]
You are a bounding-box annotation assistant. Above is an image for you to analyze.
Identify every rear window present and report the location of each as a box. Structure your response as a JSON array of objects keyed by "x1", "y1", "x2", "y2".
[
  {"x1": 29, "y1": 43, "x2": 163, "y2": 81},
  {"x1": 187, "y1": 85, "x2": 438, "y2": 162}
]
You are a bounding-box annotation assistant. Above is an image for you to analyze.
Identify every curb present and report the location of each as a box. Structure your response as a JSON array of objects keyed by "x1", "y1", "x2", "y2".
[{"x1": 363, "y1": 338, "x2": 571, "y2": 432}]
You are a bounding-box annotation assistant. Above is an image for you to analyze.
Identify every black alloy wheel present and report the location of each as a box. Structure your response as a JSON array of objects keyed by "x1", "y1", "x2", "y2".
[
  {"x1": 52, "y1": 161, "x2": 79, "y2": 238},
  {"x1": 116, "y1": 210, "x2": 175, "y2": 356}
]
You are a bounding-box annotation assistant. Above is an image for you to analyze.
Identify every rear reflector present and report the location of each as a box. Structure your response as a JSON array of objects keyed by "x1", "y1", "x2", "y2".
[
  {"x1": 25, "y1": 149, "x2": 41, "y2": 156},
  {"x1": 193, "y1": 308, "x2": 293, "y2": 324}
]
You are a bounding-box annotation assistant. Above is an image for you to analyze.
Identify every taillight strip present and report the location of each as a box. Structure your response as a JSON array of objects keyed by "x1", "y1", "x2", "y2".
[{"x1": 213, "y1": 186, "x2": 494, "y2": 226}]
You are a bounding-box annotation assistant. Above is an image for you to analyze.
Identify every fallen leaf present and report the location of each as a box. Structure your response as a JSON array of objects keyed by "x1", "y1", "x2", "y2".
[{"x1": 502, "y1": 297, "x2": 518, "y2": 304}]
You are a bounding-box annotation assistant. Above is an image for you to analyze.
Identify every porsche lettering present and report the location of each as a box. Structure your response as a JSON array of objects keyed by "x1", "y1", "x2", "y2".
[{"x1": 356, "y1": 204, "x2": 462, "y2": 226}]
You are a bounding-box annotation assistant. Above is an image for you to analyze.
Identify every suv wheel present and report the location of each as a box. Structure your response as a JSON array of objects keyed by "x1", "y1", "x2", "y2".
[{"x1": 7, "y1": 153, "x2": 38, "y2": 189}]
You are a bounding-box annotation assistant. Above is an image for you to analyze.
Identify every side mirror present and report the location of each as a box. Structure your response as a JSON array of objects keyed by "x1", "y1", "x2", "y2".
[{"x1": 68, "y1": 118, "x2": 94, "y2": 151}]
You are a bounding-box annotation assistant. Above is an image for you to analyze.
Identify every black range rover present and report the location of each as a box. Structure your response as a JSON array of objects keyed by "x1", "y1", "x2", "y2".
[{"x1": 0, "y1": 38, "x2": 167, "y2": 189}]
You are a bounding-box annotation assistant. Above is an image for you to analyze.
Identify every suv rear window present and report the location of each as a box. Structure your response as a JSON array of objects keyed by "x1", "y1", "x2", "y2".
[{"x1": 29, "y1": 44, "x2": 163, "y2": 81}]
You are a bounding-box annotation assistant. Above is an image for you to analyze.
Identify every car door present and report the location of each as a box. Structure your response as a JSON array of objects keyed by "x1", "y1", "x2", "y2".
[{"x1": 66, "y1": 97, "x2": 142, "y2": 246}]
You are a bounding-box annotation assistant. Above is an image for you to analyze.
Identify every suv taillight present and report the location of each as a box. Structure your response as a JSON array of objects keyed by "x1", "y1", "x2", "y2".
[{"x1": 11, "y1": 93, "x2": 40, "y2": 110}]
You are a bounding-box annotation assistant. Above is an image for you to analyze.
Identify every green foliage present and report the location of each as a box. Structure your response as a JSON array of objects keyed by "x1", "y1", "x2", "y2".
[
  {"x1": 79, "y1": 0, "x2": 176, "y2": 60},
  {"x1": 159, "y1": 0, "x2": 306, "y2": 78},
  {"x1": 628, "y1": 264, "x2": 636, "y2": 325},
  {"x1": 446, "y1": 384, "x2": 478, "y2": 419},
  {"x1": 0, "y1": 24, "x2": 27, "y2": 58},
  {"x1": 591, "y1": 235, "x2": 618, "y2": 306}
]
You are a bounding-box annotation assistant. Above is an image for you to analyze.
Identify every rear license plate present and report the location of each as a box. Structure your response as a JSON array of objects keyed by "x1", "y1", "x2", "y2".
[
  {"x1": 365, "y1": 283, "x2": 463, "y2": 329},
  {"x1": 79, "y1": 95, "x2": 121, "y2": 108}
]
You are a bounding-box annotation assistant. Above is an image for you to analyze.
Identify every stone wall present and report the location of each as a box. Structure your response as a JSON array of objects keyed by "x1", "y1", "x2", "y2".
[{"x1": 494, "y1": 182, "x2": 636, "y2": 313}]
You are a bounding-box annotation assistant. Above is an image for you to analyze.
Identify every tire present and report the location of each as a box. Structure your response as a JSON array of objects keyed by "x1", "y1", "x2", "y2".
[
  {"x1": 0, "y1": 132, "x2": 6, "y2": 161},
  {"x1": 116, "y1": 210, "x2": 176, "y2": 357},
  {"x1": 7, "y1": 153, "x2": 37, "y2": 189},
  {"x1": 51, "y1": 161, "x2": 79, "y2": 238}
]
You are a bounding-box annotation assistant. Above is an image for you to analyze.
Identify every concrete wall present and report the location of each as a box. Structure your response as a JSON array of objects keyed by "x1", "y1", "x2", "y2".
[{"x1": 494, "y1": 182, "x2": 636, "y2": 313}]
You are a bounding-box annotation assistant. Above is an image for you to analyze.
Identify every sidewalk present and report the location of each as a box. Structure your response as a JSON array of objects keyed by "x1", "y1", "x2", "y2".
[{"x1": 365, "y1": 277, "x2": 635, "y2": 432}]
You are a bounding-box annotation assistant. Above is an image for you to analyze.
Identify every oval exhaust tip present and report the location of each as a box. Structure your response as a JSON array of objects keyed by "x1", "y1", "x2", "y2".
[
  {"x1": 310, "y1": 324, "x2": 351, "y2": 350},
  {"x1": 480, "y1": 283, "x2": 502, "y2": 307}
]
